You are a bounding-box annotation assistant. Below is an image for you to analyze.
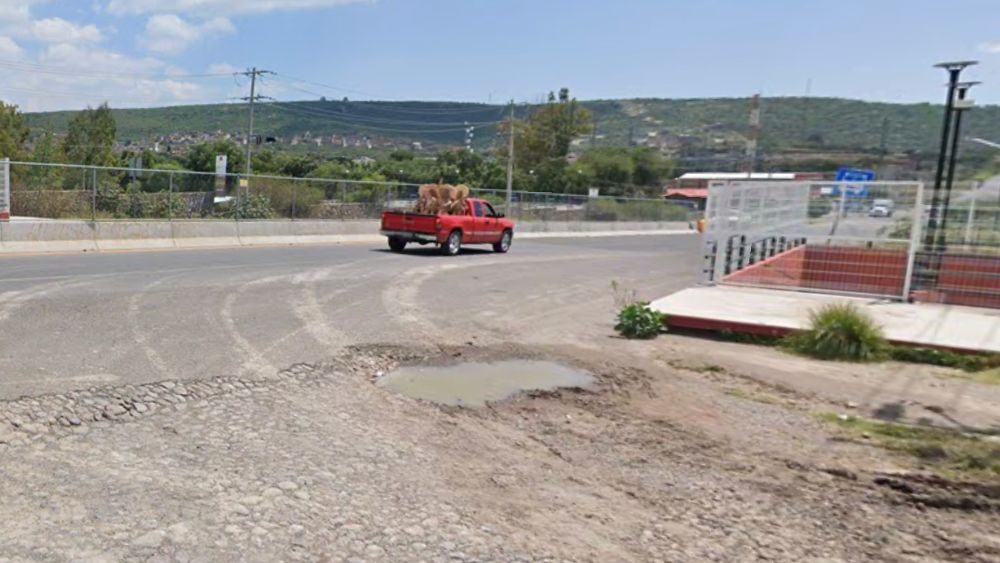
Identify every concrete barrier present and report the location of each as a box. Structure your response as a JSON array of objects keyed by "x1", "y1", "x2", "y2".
[
  {"x1": 0, "y1": 219, "x2": 694, "y2": 255},
  {"x1": 95, "y1": 222, "x2": 175, "y2": 251},
  {"x1": 236, "y1": 221, "x2": 299, "y2": 246},
  {"x1": 0, "y1": 221, "x2": 98, "y2": 253},
  {"x1": 170, "y1": 221, "x2": 241, "y2": 248},
  {"x1": 517, "y1": 220, "x2": 690, "y2": 233}
]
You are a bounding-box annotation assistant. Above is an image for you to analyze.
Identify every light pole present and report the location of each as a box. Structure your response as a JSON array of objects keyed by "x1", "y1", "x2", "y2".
[
  {"x1": 924, "y1": 61, "x2": 977, "y2": 252},
  {"x1": 936, "y1": 81, "x2": 979, "y2": 250}
]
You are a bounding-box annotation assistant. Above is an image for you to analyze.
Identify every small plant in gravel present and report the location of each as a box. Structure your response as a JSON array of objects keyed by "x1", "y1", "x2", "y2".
[
  {"x1": 610, "y1": 280, "x2": 666, "y2": 339},
  {"x1": 610, "y1": 280, "x2": 637, "y2": 309},
  {"x1": 784, "y1": 303, "x2": 888, "y2": 362},
  {"x1": 615, "y1": 303, "x2": 667, "y2": 339}
]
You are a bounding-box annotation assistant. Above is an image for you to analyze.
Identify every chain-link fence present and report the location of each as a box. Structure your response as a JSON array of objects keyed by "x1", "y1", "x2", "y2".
[{"x1": 4, "y1": 161, "x2": 691, "y2": 225}]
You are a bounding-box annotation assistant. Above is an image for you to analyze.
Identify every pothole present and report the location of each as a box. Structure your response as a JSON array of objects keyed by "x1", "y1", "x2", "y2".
[{"x1": 375, "y1": 360, "x2": 594, "y2": 407}]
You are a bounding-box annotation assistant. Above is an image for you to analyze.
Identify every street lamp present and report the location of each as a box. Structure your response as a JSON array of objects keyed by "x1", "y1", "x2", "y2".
[
  {"x1": 937, "y1": 80, "x2": 979, "y2": 250},
  {"x1": 924, "y1": 60, "x2": 977, "y2": 252}
]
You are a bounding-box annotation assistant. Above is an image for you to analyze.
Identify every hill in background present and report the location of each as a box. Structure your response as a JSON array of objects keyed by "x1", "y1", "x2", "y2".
[{"x1": 22, "y1": 96, "x2": 1000, "y2": 158}]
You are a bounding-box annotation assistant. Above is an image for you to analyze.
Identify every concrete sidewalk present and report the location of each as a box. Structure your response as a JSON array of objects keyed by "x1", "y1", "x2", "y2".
[{"x1": 651, "y1": 285, "x2": 1000, "y2": 354}]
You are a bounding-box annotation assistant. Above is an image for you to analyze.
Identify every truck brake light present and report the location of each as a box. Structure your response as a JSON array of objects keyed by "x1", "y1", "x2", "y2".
[{"x1": 435, "y1": 220, "x2": 443, "y2": 230}]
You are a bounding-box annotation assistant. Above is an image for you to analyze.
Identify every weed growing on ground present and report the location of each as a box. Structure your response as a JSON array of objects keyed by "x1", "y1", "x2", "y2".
[
  {"x1": 889, "y1": 347, "x2": 1000, "y2": 373},
  {"x1": 819, "y1": 414, "x2": 1000, "y2": 481},
  {"x1": 615, "y1": 303, "x2": 666, "y2": 340},
  {"x1": 610, "y1": 280, "x2": 638, "y2": 309},
  {"x1": 784, "y1": 304, "x2": 888, "y2": 362}
]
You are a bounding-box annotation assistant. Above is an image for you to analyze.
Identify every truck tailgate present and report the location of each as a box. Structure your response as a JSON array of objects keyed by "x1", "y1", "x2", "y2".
[{"x1": 381, "y1": 212, "x2": 438, "y2": 234}]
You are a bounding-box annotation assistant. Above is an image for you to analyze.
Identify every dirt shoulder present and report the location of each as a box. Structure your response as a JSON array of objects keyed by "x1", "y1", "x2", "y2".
[{"x1": 2, "y1": 342, "x2": 998, "y2": 562}]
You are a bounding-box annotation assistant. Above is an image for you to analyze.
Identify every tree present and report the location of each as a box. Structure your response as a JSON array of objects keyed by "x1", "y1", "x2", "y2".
[
  {"x1": 575, "y1": 147, "x2": 675, "y2": 197},
  {"x1": 25, "y1": 132, "x2": 65, "y2": 189},
  {"x1": 0, "y1": 100, "x2": 29, "y2": 160},
  {"x1": 497, "y1": 88, "x2": 593, "y2": 188},
  {"x1": 63, "y1": 103, "x2": 117, "y2": 166},
  {"x1": 184, "y1": 140, "x2": 244, "y2": 174}
]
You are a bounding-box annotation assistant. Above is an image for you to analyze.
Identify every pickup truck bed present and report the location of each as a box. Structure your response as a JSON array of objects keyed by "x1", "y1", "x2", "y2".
[{"x1": 380, "y1": 198, "x2": 515, "y2": 256}]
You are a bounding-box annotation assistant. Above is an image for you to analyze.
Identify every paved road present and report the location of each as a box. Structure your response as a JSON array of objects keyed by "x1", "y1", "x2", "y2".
[{"x1": 0, "y1": 235, "x2": 700, "y2": 400}]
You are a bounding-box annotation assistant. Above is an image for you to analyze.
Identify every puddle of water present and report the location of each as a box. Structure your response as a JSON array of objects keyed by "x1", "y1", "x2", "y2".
[{"x1": 376, "y1": 360, "x2": 594, "y2": 407}]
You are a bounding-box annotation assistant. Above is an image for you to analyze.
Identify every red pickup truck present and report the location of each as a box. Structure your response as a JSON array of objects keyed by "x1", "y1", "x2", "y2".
[{"x1": 380, "y1": 198, "x2": 515, "y2": 256}]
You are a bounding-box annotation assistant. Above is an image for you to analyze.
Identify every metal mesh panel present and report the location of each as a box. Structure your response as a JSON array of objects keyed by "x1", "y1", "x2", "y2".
[
  {"x1": 704, "y1": 180, "x2": 925, "y2": 301},
  {"x1": 911, "y1": 182, "x2": 1000, "y2": 308}
]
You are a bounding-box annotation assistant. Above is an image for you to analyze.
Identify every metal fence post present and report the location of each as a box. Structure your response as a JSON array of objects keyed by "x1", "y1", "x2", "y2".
[
  {"x1": 235, "y1": 174, "x2": 241, "y2": 223},
  {"x1": 91, "y1": 167, "x2": 97, "y2": 222},
  {"x1": 902, "y1": 182, "x2": 926, "y2": 301},
  {"x1": 0, "y1": 158, "x2": 9, "y2": 222},
  {"x1": 291, "y1": 178, "x2": 298, "y2": 220},
  {"x1": 168, "y1": 171, "x2": 174, "y2": 222},
  {"x1": 963, "y1": 192, "x2": 976, "y2": 245}
]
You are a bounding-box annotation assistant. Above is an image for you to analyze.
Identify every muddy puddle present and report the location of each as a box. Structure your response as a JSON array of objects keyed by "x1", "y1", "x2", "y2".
[{"x1": 376, "y1": 360, "x2": 594, "y2": 407}]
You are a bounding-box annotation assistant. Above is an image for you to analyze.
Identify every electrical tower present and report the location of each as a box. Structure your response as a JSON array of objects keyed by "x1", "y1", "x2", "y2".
[{"x1": 239, "y1": 67, "x2": 274, "y2": 177}]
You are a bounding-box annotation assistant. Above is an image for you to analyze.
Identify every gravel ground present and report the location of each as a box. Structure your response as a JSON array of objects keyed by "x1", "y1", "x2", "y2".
[
  {"x1": 1, "y1": 238, "x2": 998, "y2": 561},
  {"x1": 2, "y1": 344, "x2": 998, "y2": 562}
]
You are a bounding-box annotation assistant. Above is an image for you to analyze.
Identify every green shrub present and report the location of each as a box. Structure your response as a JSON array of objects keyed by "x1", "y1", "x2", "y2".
[
  {"x1": 808, "y1": 198, "x2": 833, "y2": 218},
  {"x1": 784, "y1": 303, "x2": 888, "y2": 362},
  {"x1": 889, "y1": 347, "x2": 1000, "y2": 373},
  {"x1": 588, "y1": 199, "x2": 688, "y2": 222},
  {"x1": 615, "y1": 302, "x2": 666, "y2": 339},
  {"x1": 252, "y1": 180, "x2": 325, "y2": 218},
  {"x1": 217, "y1": 193, "x2": 275, "y2": 219}
]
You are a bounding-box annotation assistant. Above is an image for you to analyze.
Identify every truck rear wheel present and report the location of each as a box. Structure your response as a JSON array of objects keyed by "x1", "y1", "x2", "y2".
[
  {"x1": 388, "y1": 236, "x2": 407, "y2": 252},
  {"x1": 493, "y1": 230, "x2": 512, "y2": 253},
  {"x1": 441, "y1": 230, "x2": 462, "y2": 256}
]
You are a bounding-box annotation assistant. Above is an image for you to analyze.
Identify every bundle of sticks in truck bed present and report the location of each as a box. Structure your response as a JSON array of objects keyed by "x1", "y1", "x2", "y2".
[{"x1": 415, "y1": 184, "x2": 470, "y2": 215}]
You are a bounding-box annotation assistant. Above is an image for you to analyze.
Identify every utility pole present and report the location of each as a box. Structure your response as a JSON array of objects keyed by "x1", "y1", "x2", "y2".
[
  {"x1": 505, "y1": 100, "x2": 515, "y2": 214},
  {"x1": 875, "y1": 116, "x2": 890, "y2": 178},
  {"x1": 744, "y1": 94, "x2": 761, "y2": 177},
  {"x1": 240, "y1": 67, "x2": 273, "y2": 177}
]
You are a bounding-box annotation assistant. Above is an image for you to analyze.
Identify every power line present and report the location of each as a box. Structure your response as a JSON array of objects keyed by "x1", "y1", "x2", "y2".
[
  {"x1": 263, "y1": 102, "x2": 499, "y2": 134},
  {"x1": 0, "y1": 59, "x2": 234, "y2": 80},
  {"x1": 265, "y1": 95, "x2": 503, "y2": 128},
  {"x1": 0, "y1": 86, "x2": 227, "y2": 108}
]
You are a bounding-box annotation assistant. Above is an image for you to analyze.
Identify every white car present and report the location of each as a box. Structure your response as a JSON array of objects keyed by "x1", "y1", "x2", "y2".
[{"x1": 869, "y1": 205, "x2": 892, "y2": 218}]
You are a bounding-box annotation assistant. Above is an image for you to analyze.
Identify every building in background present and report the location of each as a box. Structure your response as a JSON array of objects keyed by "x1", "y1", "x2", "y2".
[{"x1": 664, "y1": 172, "x2": 826, "y2": 210}]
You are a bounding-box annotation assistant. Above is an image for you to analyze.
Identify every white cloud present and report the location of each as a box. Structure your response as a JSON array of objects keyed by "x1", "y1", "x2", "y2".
[
  {"x1": 27, "y1": 17, "x2": 104, "y2": 44},
  {"x1": 106, "y1": 0, "x2": 370, "y2": 17},
  {"x1": 139, "y1": 14, "x2": 233, "y2": 54},
  {"x1": 0, "y1": 1, "x2": 38, "y2": 23},
  {"x1": 207, "y1": 62, "x2": 239, "y2": 75},
  {"x1": 979, "y1": 41, "x2": 1000, "y2": 54},
  {"x1": 0, "y1": 35, "x2": 21, "y2": 58},
  {"x1": 0, "y1": 43, "x2": 216, "y2": 111},
  {"x1": 0, "y1": 2, "x2": 230, "y2": 111}
]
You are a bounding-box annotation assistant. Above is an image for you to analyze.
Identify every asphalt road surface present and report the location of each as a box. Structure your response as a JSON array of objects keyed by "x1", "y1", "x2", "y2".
[{"x1": 0, "y1": 235, "x2": 700, "y2": 400}]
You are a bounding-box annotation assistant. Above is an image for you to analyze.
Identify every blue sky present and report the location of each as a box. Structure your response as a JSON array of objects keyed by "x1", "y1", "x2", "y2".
[{"x1": 2, "y1": 0, "x2": 1000, "y2": 112}]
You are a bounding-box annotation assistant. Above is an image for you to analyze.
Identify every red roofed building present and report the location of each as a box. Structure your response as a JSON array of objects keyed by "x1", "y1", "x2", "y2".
[
  {"x1": 664, "y1": 188, "x2": 710, "y2": 210},
  {"x1": 663, "y1": 172, "x2": 827, "y2": 211}
]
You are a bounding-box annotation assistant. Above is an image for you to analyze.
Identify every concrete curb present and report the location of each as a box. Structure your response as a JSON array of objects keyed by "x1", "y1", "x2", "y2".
[{"x1": 0, "y1": 220, "x2": 696, "y2": 255}]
